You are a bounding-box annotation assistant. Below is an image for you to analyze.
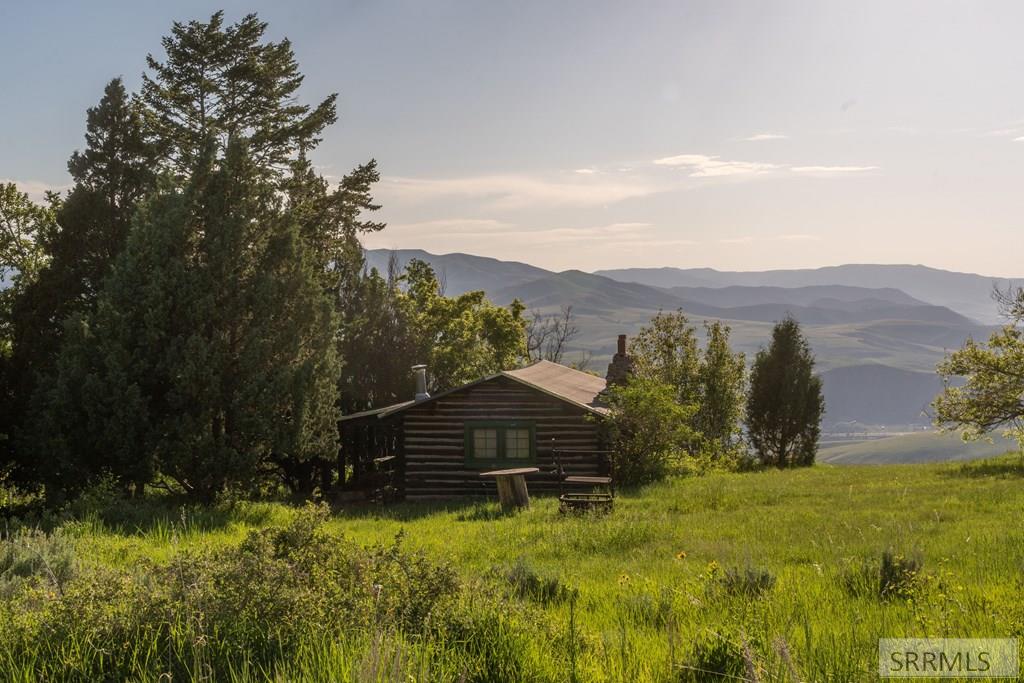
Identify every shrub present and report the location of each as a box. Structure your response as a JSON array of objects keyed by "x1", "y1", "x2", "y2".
[
  {"x1": 0, "y1": 527, "x2": 76, "y2": 598},
  {"x1": 680, "y1": 634, "x2": 750, "y2": 682},
  {"x1": 879, "y1": 550, "x2": 921, "y2": 601},
  {"x1": 496, "y1": 558, "x2": 574, "y2": 605},
  {"x1": 720, "y1": 566, "x2": 777, "y2": 598},
  {"x1": 603, "y1": 377, "x2": 698, "y2": 485},
  {"x1": 0, "y1": 504, "x2": 461, "y2": 680}
]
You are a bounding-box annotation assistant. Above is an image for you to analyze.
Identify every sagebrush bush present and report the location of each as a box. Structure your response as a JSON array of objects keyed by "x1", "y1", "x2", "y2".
[
  {"x1": 720, "y1": 566, "x2": 776, "y2": 598},
  {"x1": 0, "y1": 527, "x2": 77, "y2": 598},
  {"x1": 680, "y1": 634, "x2": 751, "y2": 682},
  {"x1": 496, "y1": 558, "x2": 574, "y2": 605},
  {"x1": 0, "y1": 504, "x2": 461, "y2": 680}
]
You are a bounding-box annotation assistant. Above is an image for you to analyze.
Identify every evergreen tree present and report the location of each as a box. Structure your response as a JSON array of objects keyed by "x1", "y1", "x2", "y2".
[
  {"x1": 0, "y1": 184, "x2": 54, "y2": 472},
  {"x1": 142, "y1": 12, "x2": 337, "y2": 179},
  {"x1": 745, "y1": 317, "x2": 824, "y2": 467},
  {"x1": 0, "y1": 183, "x2": 53, "y2": 351},
  {"x1": 336, "y1": 260, "x2": 417, "y2": 413},
  {"x1": 36, "y1": 141, "x2": 340, "y2": 500},
  {"x1": 11, "y1": 79, "x2": 153, "y2": 388}
]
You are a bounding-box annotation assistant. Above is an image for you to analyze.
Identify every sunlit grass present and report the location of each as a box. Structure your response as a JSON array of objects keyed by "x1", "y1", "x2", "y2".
[{"x1": 5, "y1": 454, "x2": 1024, "y2": 680}]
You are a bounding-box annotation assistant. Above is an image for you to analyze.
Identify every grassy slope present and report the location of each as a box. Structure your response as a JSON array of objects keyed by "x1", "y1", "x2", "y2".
[
  {"x1": 72, "y1": 456, "x2": 1024, "y2": 681},
  {"x1": 820, "y1": 432, "x2": 1020, "y2": 463}
]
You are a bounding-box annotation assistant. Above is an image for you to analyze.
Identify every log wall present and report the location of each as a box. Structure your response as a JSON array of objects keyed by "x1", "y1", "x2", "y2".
[{"x1": 401, "y1": 376, "x2": 605, "y2": 499}]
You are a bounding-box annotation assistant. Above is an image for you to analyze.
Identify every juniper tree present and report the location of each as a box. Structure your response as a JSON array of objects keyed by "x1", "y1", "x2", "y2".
[
  {"x1": 35, "y1": 141, "x2": 340, "y2": 500},
  {"x1": 745, "y1": 317, "x2": 824, "y2": 467},
  {"x1": 10, "y1": 79, "x2": 154, "y2": 425}
]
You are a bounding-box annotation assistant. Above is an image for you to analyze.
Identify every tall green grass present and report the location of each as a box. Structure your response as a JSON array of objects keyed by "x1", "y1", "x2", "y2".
[{"x1": 2, "y1": 455, "x2": 1023, "y2": 681}]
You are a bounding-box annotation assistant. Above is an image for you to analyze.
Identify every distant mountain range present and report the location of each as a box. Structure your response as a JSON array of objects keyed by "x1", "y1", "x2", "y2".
[
  {"x1": 365, "y1": 248, "x2": 1016, "y2": 430},
  {"x1": 596, "y1": 264, "x2": 1018, "y2": 325}
]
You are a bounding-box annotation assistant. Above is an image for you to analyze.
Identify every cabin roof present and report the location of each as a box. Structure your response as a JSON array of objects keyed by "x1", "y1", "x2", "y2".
[{"x1": 339, "y1": 360, "x2": 608, "y2": 422}]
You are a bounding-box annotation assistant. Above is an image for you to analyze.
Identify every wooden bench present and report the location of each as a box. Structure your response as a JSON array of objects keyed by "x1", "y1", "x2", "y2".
[{"x1": 552, "y1": 447, "x2": 615, "y2": 513}]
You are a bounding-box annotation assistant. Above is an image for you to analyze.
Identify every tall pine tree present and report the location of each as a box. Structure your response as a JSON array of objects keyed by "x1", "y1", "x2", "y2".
[{"x1": 142, "y1": 12, "x2": 337, "y2": 179}]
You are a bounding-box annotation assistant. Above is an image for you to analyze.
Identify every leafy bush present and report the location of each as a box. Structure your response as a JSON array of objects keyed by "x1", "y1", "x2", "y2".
[
  {"x1": 603, "y1": 377, "x2": 698, "y2": 485},
  {"x1": 879, "y1": 550, "x2": 921, "y2": 601}
]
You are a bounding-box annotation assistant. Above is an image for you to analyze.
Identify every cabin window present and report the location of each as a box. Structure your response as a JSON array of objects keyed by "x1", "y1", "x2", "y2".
[
  {"x1": 473, "y1": 428, "x2": 499, "y2": 459},
  {"x1": 505, "y1": 428, "x2": 531, "y2": 459},
  {"x1": 464, "y1": 421, "x2": 536, "y2": 466}
]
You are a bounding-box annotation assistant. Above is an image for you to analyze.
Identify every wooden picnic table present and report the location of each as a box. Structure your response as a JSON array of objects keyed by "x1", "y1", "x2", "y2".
[{"x1": 479, "y1": 467, "x2": 539, "y2": 509}]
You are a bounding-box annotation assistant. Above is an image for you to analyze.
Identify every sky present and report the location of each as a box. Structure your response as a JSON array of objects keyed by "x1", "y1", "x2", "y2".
[{"x1": 1, "y1": 0, "x2": 1023, "y2": 276}]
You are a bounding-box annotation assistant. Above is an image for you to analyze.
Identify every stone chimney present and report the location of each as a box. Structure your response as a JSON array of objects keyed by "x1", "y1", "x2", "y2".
[
  {"x1": 412, "y1": 364, "x2": 430, "y2": 401},
  {"x1": 604, "y1": 334, "x2": 633, "y2": 387}
]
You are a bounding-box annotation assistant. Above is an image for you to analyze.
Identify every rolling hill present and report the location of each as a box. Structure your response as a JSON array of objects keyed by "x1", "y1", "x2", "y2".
[
  {"x1": 665, "y1": 284, "x2": 924, "y2": 308},
  {"x1": 364, "y1": 248, "x2": 550, "y2": 295},
  {"x1": 364, "y1": 248, "x2": 1003, "y2": 430},
  {"x1": 819, "y1": 432, "x2": 1019, "y2": 464}
]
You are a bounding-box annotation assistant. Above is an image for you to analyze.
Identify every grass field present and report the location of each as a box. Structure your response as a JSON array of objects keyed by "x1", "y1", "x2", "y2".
[{"x1": 4, "y1": 455, "x2": 1024, "y2": 681}]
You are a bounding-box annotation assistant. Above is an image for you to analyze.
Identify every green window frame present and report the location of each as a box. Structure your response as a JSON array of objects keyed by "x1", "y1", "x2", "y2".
[{"x1": 464, "y1": 420, "x2": 537, "y2": 467}]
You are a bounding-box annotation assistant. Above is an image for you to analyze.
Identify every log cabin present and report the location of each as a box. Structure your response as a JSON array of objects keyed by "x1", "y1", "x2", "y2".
[{"x1": 339, "y1": 335, "x2": 633, "y2": 500}]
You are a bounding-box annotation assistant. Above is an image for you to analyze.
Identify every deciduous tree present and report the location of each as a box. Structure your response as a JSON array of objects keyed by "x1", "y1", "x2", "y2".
[
  {"x1": 934, "y1": 286, "x2": 1024, "y2": 450},
  {"x1": 695, "y1": 321, "x2": 747, "y2": 462},
  {"x1": 629, "y1": 310, "x2": 701, "y2": 407}
]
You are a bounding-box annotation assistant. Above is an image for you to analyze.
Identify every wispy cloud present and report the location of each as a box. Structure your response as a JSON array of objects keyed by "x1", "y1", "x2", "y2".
[
  {"x1": 790, "y1": 165, "x2": 878, "y2": 176},
  {"x1": 435, "y1": 221, "x2": 655, "y2": 244},
  {"x1": 1014, "y1": 136, "x2": 1024, "y2": 143},
  {"x1": 364, "y1": 219, "x2": 671, "y2": 256},
  {"x1": 573, "y1": 168, "x2": 597, "y2": 174},
  {"x1": 379, "y1": 173, "x2": 660, "y2": 209},
  {"x1": 652, "y1": 154, "x2": 779, "y2": 177},
  {"x1": 383, "y1": 218, "x2": 512, "y2": 234},
  {"x1": 719, "y1": 234, "x2": 822, "y2": 245},
  {"x1": 776, "y1": 233, "x2": 821, "y2": 241},
  {"x1": 742, "y1": 133, "x2": 787, "y2": 141}
]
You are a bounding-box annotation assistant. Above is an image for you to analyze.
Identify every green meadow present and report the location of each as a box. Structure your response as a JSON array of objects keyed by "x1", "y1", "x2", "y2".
[{"x1": 4, "y1": 455, "x2": 1024, "y2": 681}]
